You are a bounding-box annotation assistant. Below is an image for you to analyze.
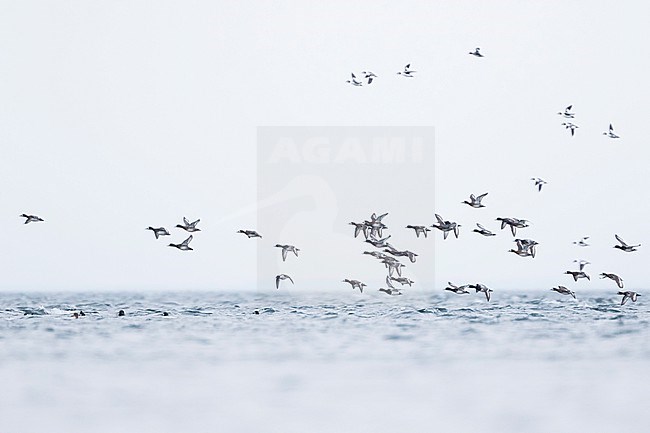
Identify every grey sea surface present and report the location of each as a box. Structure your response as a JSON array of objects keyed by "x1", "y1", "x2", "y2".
[{"x1": 0, "y1": 290, "x2": 648, "y2": 433}]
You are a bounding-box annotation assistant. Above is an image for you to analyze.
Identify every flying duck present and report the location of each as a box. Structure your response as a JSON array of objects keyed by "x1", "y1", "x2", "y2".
[
  {"x1": 603, "y1": 124, "x2": 620, "y2": 139},
  {"x1": 468, "y1": 283, "x2": 493, "y2": 301},
  {"x1": 445, "y1": 282, "x2": 470, "y2": 295},
  {"x1": 349, "y1": 222, "x2": 370, "y2": 239},
  {"x1": 531, "y1": 178, "x2": 547, "y2": 192},
  {"x1": 618, "y1": 291, "x2": 640, "y2": 306},
  {"x1": 176, "y1": 217, "x2": 201, "y2": 232},
  {"x1": 600, "y1": 273, "x2": 624, "y2": 288},
  {"x1": 20, "y1": 214, "x2": 44, "y2": 224},
  {"x1": 462, "y1": 193, "x2": 488, "y2": 208},
  {"x1": 146, "y1": 227, "x2": 170, "y2": 239},
  {"x1": 473, "y1": 223, "x2": 496, "y2": 237},
  {"x1": 614, "y1": 234, "x2": 640, "y2": 252},
  {"x1": 406, "y1": 225, "x2": 431, "y2": 238},
  {"x1": 397, "y1": 64, "x2": 416, "y2": 77},
  {"x1": 431, "y1": 214, "x2": 460, "y2": 239},
  {"x1": 168, "y1": 235, "x2": 194, "y2": 251},
  {"x1": 565, "y1": 270, "x2": 590, "y2": 282},
  {"x1": 551, "y1": 286, "x2": 576, "y2": 299},
  {"x1": 557, "y1": 105, "x2": 575, "y2": 118},
  {"x1": 469, "y1": 48, "x2": 484, "y2": 57},
  {"x1": 573, "y1": 237, "x2": 590, "y2": 247},
  {"x1": 276, "y1": 274, "x2": 294, "y2": 289},
  {"x1": 343, "y1": 279, "x2": 366, "y2": 293},
  {"x1": 237, "y1": 230, "x2": 262, "y2": 239},
  {"x1": 346, "y1": 73, "x2": 363, "y2": 86},
  {"x1": 275, "y1": 244, "x2": 300, "y2": 261},
  {"x1": 561, "y1": 122, "x2": 579, "y2": 136}
]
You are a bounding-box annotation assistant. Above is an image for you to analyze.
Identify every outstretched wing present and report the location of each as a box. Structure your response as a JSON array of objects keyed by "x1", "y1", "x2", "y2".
[
  {"x1": 183, "y1": 217, "x2": 190, "y2": 226},
  {"x1": 281, "y1": 248, "x2": 288, "y2": 261},
  {"x1": 435, "y1": 214, "x2": 444, "y2": 224},
  {"x1": 276, "y1": 275, "x2": 281, "y2": 289},
  {"x1": 181, "y1": 235, "x2": 193, "y2": 246},
  {"x1": 386, "y1": 276, "x2": 395, "y2": 289},
  {"x1": 615, "y1": 234, "x2": 628, "y2": 247}
]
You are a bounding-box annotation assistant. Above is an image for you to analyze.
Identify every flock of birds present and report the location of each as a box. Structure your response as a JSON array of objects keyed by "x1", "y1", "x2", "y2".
[
  {"x1": 347, "y1": 49, "x2": 623, "y2": 143},
  {"x1": 17, "y1": 184, "x2": 643, "y2": 306},
  {"x1": 13, "y1": 47, "x2": 642, "y2": 308},
  {"x1": 341, "y1": 206, "x2": 640, "y2": 306}
]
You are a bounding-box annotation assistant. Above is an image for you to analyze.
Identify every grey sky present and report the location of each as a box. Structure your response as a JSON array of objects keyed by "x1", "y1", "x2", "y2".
[{"x1": 1, "y1": 1, "x2": 648, "y2": 291}]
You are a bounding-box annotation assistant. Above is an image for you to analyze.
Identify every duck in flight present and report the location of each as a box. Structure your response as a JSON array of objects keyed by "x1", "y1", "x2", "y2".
[
  {"x1": 496, "y1": 217, "x2": 529, "y2": 236},
  {"x1": 462, "y1": 193, "x2": 488, "y2": 208},
  {"x1": 363, "y1": 250, "x2": 389, "y2": 261},
  {"x1": 379, "y1": 287, "x2": 402, "y2": 296},
  {"x1": 343, "y1": 279, "x2": 366, "y2": 293},
  {"x1": 346, "y1": 73, "x2": 363, "y2": 86},
  {"x1": 565, "y1": 270, "x2": 590, "y2": 281},
  {"x1": 276, "y1": 274, "x2": 294, "y2": 289},
  {"x1": 364, "y1": 212, "x2": 389, "y2": 238},
  {"x1": 365, "y1": 234, "x2": 392, "y2": 248},
  {"x1": 431, "y1": 214, "x2": 460, "y2": 239},
  {"x1": 473, "y1": 223, "x2": 496, "y2": 237},
  {"x1": 551, "y1": 286, "x2": 576, "y2": 299},
  {"x1": 573, "y1": 259, "x2": 590, "y2": 271},
  {"x1": 397, "y1": 64, "x2": 416, "y2": 77},
  {"x1": 600, "y1": 273, "x2": 624, "y2": 289},
  {"x1": 469, "y1": 47, "x2": 484, "y2": 57},
  {"x1": 445, "y1": 282, "x2": 470, "y2": 295},
  {"x1": 237, "y1": 230, "x2": 262, "y2": 239},
  {"x1": 510, "y1": 239, "x2": 538, "y2": 258},
  {"x1": 275, "y1": 244, "x2": 300, "y2": 261},
  {"x1": 531, "y1": 178, "x2": 547, "y2": 192},
  {"x1": 561, "y1": 122, "x2": 579, "y2": 136},
  {"x1": 382, "y1": 258, "x2": 405, "y2": 277},
  {"x1": 573, "y1": 237, "x2": 590, "y2": 247},
  {"x1": 618, "y1": 291, "x2": 640, "y2": 306},
  {"x1": 349, "y1": 221, "x2": 370, "y2": 239},
  {"x1": 20, "y1": 214, "x2": 44, "y2": 224},
  {"x1": 168, "y1": 235, "x2": 194, "y2": 251},
  {"x1": 468, "y1": 283, "x2": 493, "y2": 301},
  {"x1": 406, "y1": 225, "x2": 431, "y2": 238},
  {"x1": 603, "y1": 124, "x2": 620, "y2": 139},
  {"x1": 176, "y1": 217, "x2": 201, "y2": 232},
  {"x1": 146, "y1": 227, "x2": 170, "y2": 239},
  {"x1": 557, "y1": 105, "x2": 575, "y2": 118},
  {"x1": 390, "y1": 276, "x2": 414, "y2": 286},
  {"x1": 362, "y1": 71, "x2": 377, "y2": 84},
  {"x1": 384, "y1": 247, "x2": 418, "y2": 263},
  {"x1": 614, "y1": 234, "x2": 640, "y2": 252}
]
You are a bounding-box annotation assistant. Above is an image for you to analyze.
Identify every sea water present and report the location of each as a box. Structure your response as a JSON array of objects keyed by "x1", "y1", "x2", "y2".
[{"x1": 0, "y1": 290, "x2": 647, "y2": 433}]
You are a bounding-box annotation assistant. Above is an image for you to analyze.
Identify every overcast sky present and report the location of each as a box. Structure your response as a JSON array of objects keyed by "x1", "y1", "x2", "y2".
[{"x1": 1, "y1": 1, "x2": 649, "y2": 292}]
